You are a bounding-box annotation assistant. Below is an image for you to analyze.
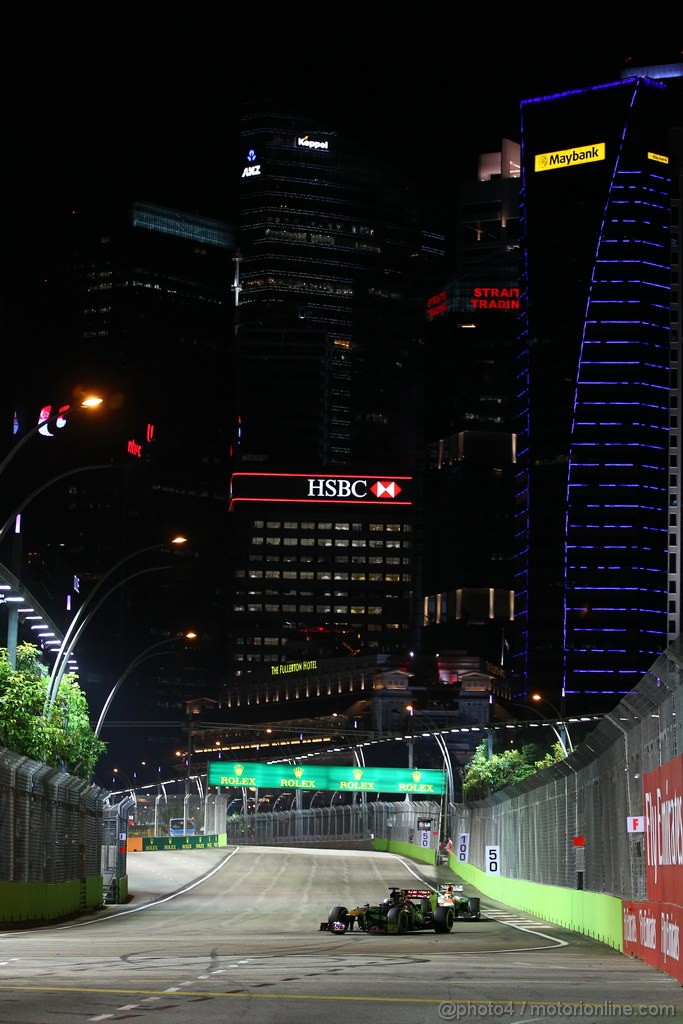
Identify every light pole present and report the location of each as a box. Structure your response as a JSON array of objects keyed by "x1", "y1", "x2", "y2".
[
  {"x1": 94, "y1": 631, "x2": 198, "y2": 738},
  {"x1": 0, "y1": 394, "x2": 104, "y2": 481},
  {"x1": 531, "y1": 693, "x2": 574, "y2": 753},
  {"x1": 46, "y1": 535, "x2": 188, "y2": 708},
  {"x1": 498, "y1": 698, "x2": 573, "y2": 756},
  {"x1": 0, "y1": 463, "x2": 126, "y2": 668},
  {"x1": 407, "y1": 705, "x2": 455, "y2": 842}
]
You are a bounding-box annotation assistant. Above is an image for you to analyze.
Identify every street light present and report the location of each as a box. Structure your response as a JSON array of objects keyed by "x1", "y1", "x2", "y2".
[
  {"x1": 498, "y1": 698, "x2": 573, "y2": 756},
  {"x1": 94, "y1": 631, "x2": 198, "y2": 738},
  {"x1": 531, "y1": 693, "x2": 574, "y2": 753},
  {"x1": 45, "y1": 535, "x2": 188, "y2": 708},
  {"x1": 406, "y1": 704, "x2": 456, "y2": 841},
  {"x1": 0, "y1": 394, "x2": 104, "y2": 480}
]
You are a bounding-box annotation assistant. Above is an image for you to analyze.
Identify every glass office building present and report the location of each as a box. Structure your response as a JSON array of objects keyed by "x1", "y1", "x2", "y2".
[{"x1": 515, "y1": 71, "x2": 679, "y2": 707}]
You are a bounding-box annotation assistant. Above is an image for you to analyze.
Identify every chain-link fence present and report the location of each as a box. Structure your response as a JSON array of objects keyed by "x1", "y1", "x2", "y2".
[
  {"x1": 0, "y1": 748, "x2": 108, "y2": 884},
  {"x1": 5, "y1": 638, "x2": 683, "y2": 912},
  {"x1": 449, "y1": 639, "x2": 683, "y2": 899}
]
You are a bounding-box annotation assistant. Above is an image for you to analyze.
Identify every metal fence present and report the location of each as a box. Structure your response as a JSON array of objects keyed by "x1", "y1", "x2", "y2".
[
  {"x1": 449, "y1": 639, "x2": 683, "y2": 899},
  {"x1": 0, "y1": 748, "x2": 108, "y2": 883},
  {"x1": 5, "y1": 638, "x2": 683, "y2": 904}
]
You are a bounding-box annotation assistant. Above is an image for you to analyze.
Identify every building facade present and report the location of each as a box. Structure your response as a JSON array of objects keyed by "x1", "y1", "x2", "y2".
[
  {"x1": 229, "y1": 105, "x2": 448, "y2": 681},
  {"x1": 515, "y1": 68, "x2": 682, "y2": 710}
]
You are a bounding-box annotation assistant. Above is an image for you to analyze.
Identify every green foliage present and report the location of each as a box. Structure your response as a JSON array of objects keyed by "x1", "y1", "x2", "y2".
[
  {"x1": 461, "y1": 738, "x2": 565, "y2": 800},
  {"x1": 0, "y1": 642, "x2": 107, "y2": 779}
]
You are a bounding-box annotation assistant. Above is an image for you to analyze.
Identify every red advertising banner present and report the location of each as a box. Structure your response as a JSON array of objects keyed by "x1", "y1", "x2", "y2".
[
  {"x1": 623, "y1": 900, "x2": 683, "y2": 984},
  {"x1": 643, "y1": 753, "x2": 683, "y2": 904}
]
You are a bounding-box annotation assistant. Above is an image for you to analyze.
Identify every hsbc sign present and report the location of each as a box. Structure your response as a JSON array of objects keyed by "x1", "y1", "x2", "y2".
[
  {"x1": 229, "y1": 472, "x2": 412, "y2": 509},
  {"x1": 307, "y1": 478, "x2": 402, "y2": 499}
]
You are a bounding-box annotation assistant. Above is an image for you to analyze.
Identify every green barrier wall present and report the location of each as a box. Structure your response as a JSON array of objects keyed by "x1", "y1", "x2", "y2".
[
  {"x1": 373, "y1": 837, "x2": 436, "y2": 865},
  {"x1": 0, "y1": 876, "x2": 104, "y2": 925},
  {"x1": 450, "y1": 857, "x2": 623, "y2": 950},
  {"x1": 141, "y1": 833, "x2": 227, "y2": 852}
]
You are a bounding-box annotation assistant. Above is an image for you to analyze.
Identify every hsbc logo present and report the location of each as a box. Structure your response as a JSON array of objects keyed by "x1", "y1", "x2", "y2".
[
  {"x1": 370, "y1": 481, "x2": 402, "y2": 498},
  {"x1": 306, "y1": 478, "x2": 402, "y2": 499}
]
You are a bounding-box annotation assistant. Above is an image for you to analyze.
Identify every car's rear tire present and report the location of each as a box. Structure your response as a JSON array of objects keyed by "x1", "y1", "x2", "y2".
[
  {"x1": 434, "y1": 905, "x2": 454, "y2": 933},
  {"x1": 387, "y1": 906, "x2": 409, "y2": 934},
  {"x1": 467, "y1": 897, "x2": 481, "y2": 920}
]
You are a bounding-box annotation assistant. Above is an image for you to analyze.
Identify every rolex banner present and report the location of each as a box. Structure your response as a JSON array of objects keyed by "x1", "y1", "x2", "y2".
[{"x1": 207, "y1": 761, "x2": 445, "y2": 796}]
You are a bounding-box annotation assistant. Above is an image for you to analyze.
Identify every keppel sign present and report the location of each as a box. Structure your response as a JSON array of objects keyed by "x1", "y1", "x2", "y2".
[{"x1": 208, "y1": 760, "x2": 445, "y2": 795}]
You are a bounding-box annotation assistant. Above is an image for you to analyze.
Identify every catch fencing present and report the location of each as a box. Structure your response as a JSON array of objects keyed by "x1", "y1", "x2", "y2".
[
  {"x1": 5, "y1": 638, "x2": 683, "y2": 909},
  {"x1": 0, "y1": 749, "x2": 108, "y2": 884},
  {"x1": 449, "y1": 639, "x2": 683, "y2": 899}
]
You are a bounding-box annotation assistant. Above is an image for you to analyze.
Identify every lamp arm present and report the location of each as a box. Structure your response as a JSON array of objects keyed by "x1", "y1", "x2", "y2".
[{"x1": 45, "y1": 564, "x2": 173, "y2": 708}]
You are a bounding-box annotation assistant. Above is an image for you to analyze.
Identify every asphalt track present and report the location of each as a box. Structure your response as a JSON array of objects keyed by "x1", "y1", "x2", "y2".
[{"x1": 0, "y1": 846, "x2": 681, "y2": 1023}]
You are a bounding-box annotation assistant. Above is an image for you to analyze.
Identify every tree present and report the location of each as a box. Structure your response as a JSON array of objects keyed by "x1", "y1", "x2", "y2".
[
  {"x1": 461, "y1": 739, "x2": 565, "y2": 800},
  {"x1": 0, "y1": 642, "x2": 106, "y2": 778}
]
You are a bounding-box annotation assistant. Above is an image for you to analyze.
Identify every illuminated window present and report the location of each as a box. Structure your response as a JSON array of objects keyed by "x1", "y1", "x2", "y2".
[
  {"x1": 335, "y1": 522, "x2": 350, "y2": 531},
  {"x1": 266, "y1": 537, "x2": 281, "y2": 546},
  {"x1": 351, "y1": 606, "x2": 365, "y2": 614},
  {"x1": 334, "y1": 539, "x2": 349, "y2": 547},
  {"x1": 352, "y1": 572, "x2": 366, "y2": 581},
  {"x1": 352, "y1": 540, "x2": 367, "y2": 548},
  {"x1": 368, "y1": 606, "x2": 382, "y2": 615}
]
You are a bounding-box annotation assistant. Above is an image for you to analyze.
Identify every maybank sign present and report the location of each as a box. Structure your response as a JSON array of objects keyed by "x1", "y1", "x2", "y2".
[
  {"x1": 535, "y1": 142, "x2": 605, "y2": 172},
  {"x1": 208, "y1": 760, "x2": 445, "y2": 795}
]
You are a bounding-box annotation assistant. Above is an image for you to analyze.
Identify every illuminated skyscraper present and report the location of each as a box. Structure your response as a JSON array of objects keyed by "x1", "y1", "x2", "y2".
[
  {"x1": 515, "y1": 65, "x2": 682, "y2": 709},
  {"x1": 228, "y1": 104, "x2": 447, "y2": 677}
]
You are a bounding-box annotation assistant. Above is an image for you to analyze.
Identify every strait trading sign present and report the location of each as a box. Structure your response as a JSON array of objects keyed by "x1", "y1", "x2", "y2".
[
  {"x1": 534, "y1": 142, "x2": 605, "y2": 172},
  {"x1": 229, "y1": 472, "x2": 413, "y2": 509},
  {"x1": 208, "y1": 761, "x2": 445, "y2": 795}
]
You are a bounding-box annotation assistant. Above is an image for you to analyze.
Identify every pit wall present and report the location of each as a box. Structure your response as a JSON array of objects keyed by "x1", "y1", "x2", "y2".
[
  {"x1": 0, "y1": 876, "x2": 103, "y2": 925},
  {"x1": 450, "y1": 855, "x2": 624, "y2": 951}
]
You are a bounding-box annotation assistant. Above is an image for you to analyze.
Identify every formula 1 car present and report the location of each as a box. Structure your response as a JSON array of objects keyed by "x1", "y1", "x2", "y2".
[
  {"x1": 437, "y1": 883, "x2": 481, "y2": 921},
  {"x1": 321, "y1": 885, "x2": 478, "y2": 935}
]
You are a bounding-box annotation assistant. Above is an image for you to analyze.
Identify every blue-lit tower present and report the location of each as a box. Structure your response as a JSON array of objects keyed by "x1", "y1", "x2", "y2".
[{"x1": 515, "y1": 71, "x2": 679, "y2": 708}]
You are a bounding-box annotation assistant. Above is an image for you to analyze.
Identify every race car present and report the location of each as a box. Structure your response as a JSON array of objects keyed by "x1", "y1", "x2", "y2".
[
  {"x1": 437, "y1": 883, "x2": 481, "y2": 921},
  {"x1": 321, "y1": 885, "x2": 478, "y2": 935}
]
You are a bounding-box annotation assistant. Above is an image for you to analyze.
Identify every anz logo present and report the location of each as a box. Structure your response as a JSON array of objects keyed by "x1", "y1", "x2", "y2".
[{"x1": 242, "y1": 147, "x2": 261, "y2": 178}]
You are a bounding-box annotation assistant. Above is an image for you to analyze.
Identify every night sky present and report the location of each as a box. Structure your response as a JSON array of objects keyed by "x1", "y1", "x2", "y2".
[{"x1": 6, "y1": 9, "x2": 679, "y2": 227}]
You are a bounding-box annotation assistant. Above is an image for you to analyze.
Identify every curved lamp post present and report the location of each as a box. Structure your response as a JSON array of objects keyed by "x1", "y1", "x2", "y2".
[
  {"x1": 406, "y1": 704, "x2": 455, "y2": 841},
  {"x1": 45, "y1": 535, "x2": 188, "y2": 709},
  {"x1": 0, "y1": 394, "x2": 104, "y2": 480},
  {"x1": 95, "y1": 631, "x2": 198, "y2": 738},
  {"x1": 531, "y1": 693, "x2": 574, "y2": 753},
  {"x1": 499, "y1": 698, "x2": 573, "y2": 756}
]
